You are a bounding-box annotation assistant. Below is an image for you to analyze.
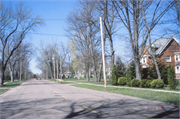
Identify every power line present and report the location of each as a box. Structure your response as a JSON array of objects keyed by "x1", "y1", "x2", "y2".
[
  {"x1": 4, "y1": 29, "x2": 67, "y2": 37},
  {"x1": 29, "y1": 32, "x2": 67, "y2": 36},
  {"x1": 27, "y1": 18, "x2": 66, "y2": 21}
]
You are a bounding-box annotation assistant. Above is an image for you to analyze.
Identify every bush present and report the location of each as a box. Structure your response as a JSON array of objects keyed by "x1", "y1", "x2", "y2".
[
  {"x1": 110, "y1": 66, "x2": 117, "y2": 85},
  {"x1": 168, "y1": 64, "x2": 177, "y2": 89},
  {"x1": 131, "y1": 79, "x2": 140, "y2": 87},
  {"x1": 126, "y1": 68, "x2": 132, "y2": 86},
  {"x1": 140, "y1": 79, "x2": 152, "y2": 88},
  {"x1": 62, "y1": 74, "x2": 65, "y2": 79},
  {"x1": 118, "y1": 77, "x2": 126, "y2": 85},
  {"x1": 150, "y1": 79, "x2": 164, "y2": 88}
]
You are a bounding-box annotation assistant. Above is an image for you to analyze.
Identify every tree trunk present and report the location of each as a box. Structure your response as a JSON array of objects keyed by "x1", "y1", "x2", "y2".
[
  {"x1": 134, "y1": 57, "x2": 142, "y2": 80},
  {"x1": 85, "y1": 63, "x2": 89, "y2": 81},
  {"x1": 46, "y1": 70, "x2": 48, "y2": 79},
  {"x1": 25, "y1": 67, "x2": 27, "y2": 80},
  {"x1": 89, "y1": 25, "x2": 97, "y2": 82},
  {"x1": 97, "y1": 61, "x2": 102, "y2": 82},
  {"x1": 49, "y1": 62, "x2": 53, "y2": 79},
  {"x1": 56, "y1": 59, "x2": 58, "y2": 79},
  {"x1": 20, "y1": 61, "x2": 22, "y2": 82},
  {"x1": 9, "y1": 65, "x2": 14, "y2": 82},
  {"x1": 109, "y1": 36, "x2": 114, "y2": 68},
  {"x1": 0, "y1": 49, "x2": 5, "y2": 86},
  {"x1": 60, "y1": 57, "x2": 62, "y2": 79}
]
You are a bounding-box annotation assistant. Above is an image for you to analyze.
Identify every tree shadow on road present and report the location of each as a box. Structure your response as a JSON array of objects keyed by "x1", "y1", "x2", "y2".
[{"x1": 0, "y1": 97, "x2": 179, "y2": 119}]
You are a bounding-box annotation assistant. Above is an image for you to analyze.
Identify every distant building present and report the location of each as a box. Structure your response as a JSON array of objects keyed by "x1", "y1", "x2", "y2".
[{"x1": 140, "y1": 36, "x2": 180, "y2": 79}]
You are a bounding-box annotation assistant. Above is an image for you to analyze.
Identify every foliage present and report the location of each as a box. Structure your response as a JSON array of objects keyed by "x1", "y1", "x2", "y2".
[
  {"x1": 150, "y1": 79, "x2": 164, "y2": 88},
  {"x1": 5, "y1": 75, "x2": 11, "y2": 81},
  {"x1": 128, "y1": 60, "x2": 136, "y2": 79},
  {"x1": 118, "y1": 77, "x2": 126, "y2": 85},
  {"x1": 126, "y1": 68, "x2": 132, "y2": 86},
  {"x1": 33, "y1": 74, "x2": 37, "y2": 78},
  {"x1": 62, "y1": 74, "x2": 65, "y2": 79},
  {"x1": 168, "y1": 64, "x2": 178, "y2": 89},
  {"x1": 141, "y1": 68, "x2": 149, "y2": 79},
  {"x1": 110, "y1": 57, "x2": 125, "y2": 85},
  {"x1": 131, "y1": 79, "x2": 140, "y2": 87},
  {"x1": 115, "y1": 57, "x2": 126, "y2": 78},
  {"x1": 148, "y1": 61, "x2": 168, "y2": 84},
  {"x1": 109, "y1": 65, "x2": 117, "y2": 85},
  {"x1": 140, "y1": 79, "x2": 152, "y2": 88}
]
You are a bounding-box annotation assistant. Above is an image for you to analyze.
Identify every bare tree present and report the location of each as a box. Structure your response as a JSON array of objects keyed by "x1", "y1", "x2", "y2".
[
  {"x1": 95, "y1": 0, "x2": 118, "y2": 67},
  {"x1": 141, "y1": 0, "x2": 175, "y2": 80},
  {"x1": 66, "y1": 0, "x2": 101, "y2": 81},
  {"x1": 0, "y1": 2, "x2": 43, "y2": 85},
  {"x1": 112, "y1": 0, "x2": 175, "y2": 80}
]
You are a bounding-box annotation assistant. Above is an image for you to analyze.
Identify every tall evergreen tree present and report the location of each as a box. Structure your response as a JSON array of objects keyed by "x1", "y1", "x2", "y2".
[{"x1": 168, "y1": 64, "x2": 177, "y2": 89}]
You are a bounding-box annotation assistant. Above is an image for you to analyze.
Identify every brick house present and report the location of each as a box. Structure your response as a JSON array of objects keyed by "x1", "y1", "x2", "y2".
[{"x1": 140, "y1": 36, "x2": 180, "y2": 79}]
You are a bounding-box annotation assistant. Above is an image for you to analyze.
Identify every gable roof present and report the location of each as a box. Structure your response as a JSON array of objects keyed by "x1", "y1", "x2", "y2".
[{"x1": 146, "y1": 36, "x2": 180, "y2": 56}]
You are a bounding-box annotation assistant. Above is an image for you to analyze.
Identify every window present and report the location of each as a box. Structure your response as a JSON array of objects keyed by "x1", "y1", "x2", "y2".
[
  {"x1": 141, "y1": 55, "x2": 146, "y2": 64},
  {"x1": 175, "y1": 55, "x2": 180, "y2": 62},
  {"x1": 175, "y1": 66, "x2": 180, "y2": 73},
  {"x1": 166, "y1": 55, "x2": 171, "y2": 62}
]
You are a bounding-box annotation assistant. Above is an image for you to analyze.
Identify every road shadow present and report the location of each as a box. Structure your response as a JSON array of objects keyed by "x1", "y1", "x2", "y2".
[{"x1": 0, "y1": 97, "x2": 179, "y2": 119}]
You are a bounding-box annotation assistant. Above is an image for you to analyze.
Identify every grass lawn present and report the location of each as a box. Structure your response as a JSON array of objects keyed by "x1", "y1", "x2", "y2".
[
  {"x1": 63, "y1": 78, "x2": 180, "y2": 91},
  {"x1": 46, "y1": 78, "x2": 180, "y2": 104},
  {"x1": 0, "y1": 80, "x2": 25, "y2": 94},
  {"x1": 0, "y1": 89, "x2": 9, "y2": 94},
  {"x1": 71, "y1": 84, "x2": 180, "y2": 104}
]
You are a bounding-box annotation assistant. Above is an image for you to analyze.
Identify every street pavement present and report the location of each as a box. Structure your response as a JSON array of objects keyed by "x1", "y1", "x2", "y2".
[{"x1": 0, "y1": 80, "x2": 179, "y2": 119}]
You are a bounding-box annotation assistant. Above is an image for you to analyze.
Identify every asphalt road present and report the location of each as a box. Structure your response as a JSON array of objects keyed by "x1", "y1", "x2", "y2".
[{"x1": 0, "y1": 80, "x2": 179, "y2": 119}]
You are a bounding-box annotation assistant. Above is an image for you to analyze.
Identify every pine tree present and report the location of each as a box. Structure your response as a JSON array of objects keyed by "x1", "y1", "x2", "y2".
[
  {"x1": 110, "y1": 57, "x2": 125, "y2": 85},
  {"x1": 168, "y1": 64, "x2": 177, "y2": 89},
  {"x1": 110, "y1": 65, "x2": 117, "y2": 85},
  {"x1": 126, "y1": 68, "x2": 132, "y2": 86},
  {"x1": 128, "y1": 60, "x2": 136, "y2": 79}
]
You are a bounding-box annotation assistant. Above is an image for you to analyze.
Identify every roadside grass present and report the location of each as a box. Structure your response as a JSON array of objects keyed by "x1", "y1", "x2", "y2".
[
  {"x1": 0, "y1": 80, "x2": 25, "y2": 94},
  {"x1": 71, "y1": 84, "x2": 180, "y2": 104},
  {"x1": 1, "y1": 80, "x2": 25, "y2": 88},
  {"x1": 0, "y1": 89, "x2": 9, "y2": 94},
  {"x1": 63, "y1": 78, "x2": 180, "y2": 91}
]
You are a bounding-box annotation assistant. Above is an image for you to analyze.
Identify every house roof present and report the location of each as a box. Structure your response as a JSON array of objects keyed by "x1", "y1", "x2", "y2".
[{"x1": 146, "y1": 36, "x2": 180, "y2": 56}]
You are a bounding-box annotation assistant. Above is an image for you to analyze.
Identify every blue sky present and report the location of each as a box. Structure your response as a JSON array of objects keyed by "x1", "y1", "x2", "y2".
[
  {"x1": 2, "y1": 0, "x2": 127, "y2": 75},
  {"x1": 3, "y1": 0, "x2": 176, "y2": 75}
]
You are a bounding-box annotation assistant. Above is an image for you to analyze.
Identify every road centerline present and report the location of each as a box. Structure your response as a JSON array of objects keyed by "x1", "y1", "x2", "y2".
[
  {"x1": 62, "y1": 96, "x2": 68, "y2": 99},
  {"x1": 82, "y1": 105, "x2": 100, "y2": 115}
]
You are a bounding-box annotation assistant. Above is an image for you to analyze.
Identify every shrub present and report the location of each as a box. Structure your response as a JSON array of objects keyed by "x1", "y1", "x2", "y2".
[
  {"x1": 126, "y1": 68, "x2": 132, "y2": 86},
  {"x1": 131, "y1": 79, "x2": 140, "y2": 87},
  {"x1": 140, "y1": 79, "x2": 152, "y2": 88},
  {"x1": 168, "y1": 64, "x2": 177, "y2": 89},
  {"x1": 118, "y1": 77, "x2": 126, "y2": 85},
  {"x1": 110, "y1": 66, "x2": 117, "y2": 85},
  {"x1": 150, "y1": 79, "x2": 164, "y2": 88},
  {"x1": 62, "y1": 74, "x2": 65, "y2": 79}
]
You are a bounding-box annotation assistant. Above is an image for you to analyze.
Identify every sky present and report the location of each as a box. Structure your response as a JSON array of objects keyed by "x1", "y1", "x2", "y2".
[
  {"x1": 2, "y1": 0, "x2": 176, "y2": 75},
  {"x1": 2, "y1": 0, "x2": 127, "y2": 75}
]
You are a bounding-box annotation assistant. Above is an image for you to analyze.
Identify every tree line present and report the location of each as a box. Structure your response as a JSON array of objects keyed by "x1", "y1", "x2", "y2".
[
  {"x1": 0, "y1": 2, "x2": 43, "y2": 85},
  {"x1": 66, "y1": 0, "x2": 179, "y2": 81}
]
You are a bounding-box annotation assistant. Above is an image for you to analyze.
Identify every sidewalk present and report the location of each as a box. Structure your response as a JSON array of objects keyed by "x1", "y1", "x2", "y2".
[{"x1": 65, "y1": 81, "x2": 180, "y2": 94}]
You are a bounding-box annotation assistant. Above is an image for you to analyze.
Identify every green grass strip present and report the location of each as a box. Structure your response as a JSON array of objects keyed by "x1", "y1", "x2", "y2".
[
  {"x1": 0, "y1": 80, "x2": 25, "y2": 88},
  {"x1": 0, "y1": 89, "x2": 9, "y2": 94},
  {"x1": 71, "y1": 84, "x2": 180, "y2": 104}
]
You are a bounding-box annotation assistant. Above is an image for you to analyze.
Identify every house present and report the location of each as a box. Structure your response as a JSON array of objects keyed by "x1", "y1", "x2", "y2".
[{"x1": 140, "y1": 36, "x2": 180, "y2": 79}]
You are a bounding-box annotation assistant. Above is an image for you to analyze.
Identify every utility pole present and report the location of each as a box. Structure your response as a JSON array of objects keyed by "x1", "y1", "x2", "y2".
[
  {"x1": 52, "y1": 55, "x2": 55, "y2": 80},
  {"x1": 69, "y1": 55, "x2": 70, "y2": 78},
  {"x1": 56, "y1": 59, "x2": 58, "y2": 79},
  {"x1": 20, "y1": 61, "x2": 22, "y2": 82},
  {"x1": 100, "y1": 17, "x2": 107, "y2": 90},
  {"x1": 60, "y1": 56, "x2": 62, "y2": 79}
]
